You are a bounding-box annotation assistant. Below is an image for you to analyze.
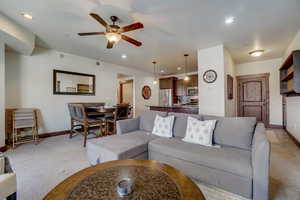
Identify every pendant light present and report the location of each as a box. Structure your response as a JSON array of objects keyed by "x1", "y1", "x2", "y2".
[
  {"x1": 152, "y1": 61, "x2": 158, "y2": 84},
  {"x1": 184, "y1": 54, "x2": 190, "y2": 81}
]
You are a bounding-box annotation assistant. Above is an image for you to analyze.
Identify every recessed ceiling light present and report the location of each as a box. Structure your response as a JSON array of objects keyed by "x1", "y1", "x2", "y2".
[
  {"x1": 21, "y1": 13, "x2": 33, "y2": 20},
  {"x1": 225, "y1": 17, "x2": 235, "y2": 24},
  {"x1": 249, "y1": 50, "x2": 264, "y2": 57},
  {"x1": 121, "y1": 54, "x2": 127, "y2": 59},
  {"x1": 177, "y1": 67, "x2": 182, "y2": 70}
]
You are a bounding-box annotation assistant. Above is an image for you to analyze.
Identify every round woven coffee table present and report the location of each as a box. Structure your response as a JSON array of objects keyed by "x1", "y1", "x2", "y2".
[{"x1": 44, "y1": 159, "x2": 205, "y2": 200}]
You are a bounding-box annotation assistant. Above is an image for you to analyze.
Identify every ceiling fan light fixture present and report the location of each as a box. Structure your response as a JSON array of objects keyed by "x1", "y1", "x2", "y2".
[{"x1": 105, "y1": 32, "x2": 121, "y2": 43}]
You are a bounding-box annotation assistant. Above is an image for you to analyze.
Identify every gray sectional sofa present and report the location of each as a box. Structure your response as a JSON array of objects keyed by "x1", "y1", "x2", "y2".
[{"x1": 86, "y1": 110, "x2": 270, "y2": 200}]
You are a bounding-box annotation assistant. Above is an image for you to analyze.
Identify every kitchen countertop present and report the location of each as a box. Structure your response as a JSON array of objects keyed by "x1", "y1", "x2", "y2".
[
  {"x1": 148, "y1": 105, "x2": 199, "y2": 114},
  {"x1": 147, "y1": 104, "x2": 199, "y2": 108}
]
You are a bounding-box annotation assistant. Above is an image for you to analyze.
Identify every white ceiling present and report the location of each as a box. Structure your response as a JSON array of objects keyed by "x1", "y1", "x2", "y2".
[{"x1": 1, "y1": 0, "x2": 300, "y2": 74}]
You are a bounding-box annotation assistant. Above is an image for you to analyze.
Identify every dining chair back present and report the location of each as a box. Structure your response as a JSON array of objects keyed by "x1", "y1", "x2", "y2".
[
  {"x1": 116, "y1": 104, "x2": 131, "y2": 120},
  {"x1": 68, "y1": 103, "x2": 103, "y2": 147}
]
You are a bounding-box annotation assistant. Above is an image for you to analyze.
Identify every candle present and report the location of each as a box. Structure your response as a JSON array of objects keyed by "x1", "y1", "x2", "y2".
[{"x1": 117, "y1": 178, "x2": 132, "y2": 197}]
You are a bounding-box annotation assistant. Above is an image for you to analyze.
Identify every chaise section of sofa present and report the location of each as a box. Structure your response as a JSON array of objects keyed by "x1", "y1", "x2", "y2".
[
  {"x1": 86, "y1": 110, "x2": 270, "y2": 200},
  {"x1": 86, "y1": 111, "x2": 166, "y2": 165}
]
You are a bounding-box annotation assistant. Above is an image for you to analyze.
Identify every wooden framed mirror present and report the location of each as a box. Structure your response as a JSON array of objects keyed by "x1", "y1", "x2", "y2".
[{"x1": 53, "y1": 70, "x2": 96, "y2": 95}]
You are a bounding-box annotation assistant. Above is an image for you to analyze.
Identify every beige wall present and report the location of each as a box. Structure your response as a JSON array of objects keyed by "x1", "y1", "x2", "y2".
[
  {"x1": 5, "y1": 47, "x2": 158, "y2": 134},
  {"x1": 0, "y1": 43, "x2": 5, "y2": 147},
  {"x1": 198, "y1": 45, "x2": 237, "y2": 117},
  {"x1": 284, "y1": 29, "x2": 300, "y2": 141},
  {"x1": 236, "y1": 58, "x2": 283, "y2": 125}
]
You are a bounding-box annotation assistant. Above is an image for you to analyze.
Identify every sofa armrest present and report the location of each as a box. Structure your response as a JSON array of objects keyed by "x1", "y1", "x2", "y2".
[
  {"x1": 116, "y1": 117, "x2": 140, "y2": 135},
  {"x1": 251, "y1": 123, "x2": 270, "y2": 200}
]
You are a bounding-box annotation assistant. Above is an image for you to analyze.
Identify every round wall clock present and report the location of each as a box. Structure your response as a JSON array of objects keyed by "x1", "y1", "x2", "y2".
[
  {"x1": 203, "y1": 70, "x2": 217, "y2": 83},
  {"x1": 142, "y1": 86, "x2": 151, "y2": 100}
]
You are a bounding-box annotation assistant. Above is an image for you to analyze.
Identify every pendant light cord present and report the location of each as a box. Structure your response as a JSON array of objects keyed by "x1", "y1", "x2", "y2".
[{"x1": 184, "y1": 54, "x2": 189, "y2": 76}]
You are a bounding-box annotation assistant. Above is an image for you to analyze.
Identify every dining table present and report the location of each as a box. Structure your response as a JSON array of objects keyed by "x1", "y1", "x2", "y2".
[{"x1": 86, "y1": 106, "x2": 117, "y2": 136}]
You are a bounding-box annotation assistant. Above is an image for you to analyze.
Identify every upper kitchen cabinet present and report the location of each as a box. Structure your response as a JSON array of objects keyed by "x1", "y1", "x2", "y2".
[
  {"x1": 184, "y1": 74, "x2": 198, "y2": 87},
  {"x1": 159, "y1": 77, "x2": 177, "y2": 89}
]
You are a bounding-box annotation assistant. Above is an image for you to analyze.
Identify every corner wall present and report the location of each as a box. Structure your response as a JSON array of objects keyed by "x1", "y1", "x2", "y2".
[{"x1": 0, "y1": 43, "x2": 5, "y2": 147}]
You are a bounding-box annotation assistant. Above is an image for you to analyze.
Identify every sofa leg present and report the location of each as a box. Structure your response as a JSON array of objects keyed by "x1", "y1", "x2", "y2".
[{"x1": 7, "y1": 192, "x2": 17, "y2": 200}]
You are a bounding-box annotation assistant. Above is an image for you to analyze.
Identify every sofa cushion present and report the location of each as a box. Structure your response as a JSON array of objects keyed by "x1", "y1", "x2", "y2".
[
  {"x1": 149, "y1": 151, "x2": 252, "y2": 199},
  {"x1": 87, "y1": 130, "x2": 159, "y2": 165},
  {"x1": 149, "y1": 137, "x2": 252, "y2": 178},
  {"x1": 139, "y1": 111, "x2": 168, "y2": 132},
  {"x1": 203, "y1": 116, "x2": 256, "y2": 150},
  {"x1": 168, "y1": 112, "x2": 203, "y2": 138}
]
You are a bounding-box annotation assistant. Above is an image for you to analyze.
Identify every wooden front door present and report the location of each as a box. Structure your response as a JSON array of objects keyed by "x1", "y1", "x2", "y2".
[{"x1": 237, "y1": 73, "x2": 270, "y2": 127}]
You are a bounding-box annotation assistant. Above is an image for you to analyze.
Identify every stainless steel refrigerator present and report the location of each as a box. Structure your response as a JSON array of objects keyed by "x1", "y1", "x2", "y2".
[{"x1": 159, "y1": 89, "x2": 173, "y2": 106}]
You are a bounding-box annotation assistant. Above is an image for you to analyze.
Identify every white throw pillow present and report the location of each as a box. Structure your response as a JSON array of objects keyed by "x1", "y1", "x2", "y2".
[
  {"x1": 182, "y1": 117, "x2": 217, "y2": 147},
  {"x1": 152, "y1": 115, "x2": 175, "y2": 138}
]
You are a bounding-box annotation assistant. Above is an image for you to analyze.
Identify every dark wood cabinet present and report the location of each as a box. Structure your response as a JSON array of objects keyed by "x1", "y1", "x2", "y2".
[
  {"x1": 183, "y1": 75, "x2": 198, "y2": 87},
  {"x1": 159, "y1": 77, "x2": 177, "y2": 89},
  {"x1": 175, "y1": 75, "x2": 198, "y2": 97},
  {"x1": 159, "y1": 77, "x2": 177, "y2": 104},
  {"x1": 280, "y1": 50, "x2": 300, "y2": 96}
]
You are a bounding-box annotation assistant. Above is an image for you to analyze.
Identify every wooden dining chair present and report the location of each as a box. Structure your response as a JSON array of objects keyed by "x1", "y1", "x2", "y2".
[
  {"x1": 116, "y1": 104, "x2": 131, "y2": 120},
  {"x1": 105, "y1": 108, "x2": 117, "y2": 135},
  {"x1": 67, "y1": 103, "x2": 103, "y2": 147}
]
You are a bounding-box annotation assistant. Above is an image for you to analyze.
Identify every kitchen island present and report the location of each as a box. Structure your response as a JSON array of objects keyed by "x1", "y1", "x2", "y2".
[{"x1": 149, "y1": 105, "x2": 199, "y2": 114}]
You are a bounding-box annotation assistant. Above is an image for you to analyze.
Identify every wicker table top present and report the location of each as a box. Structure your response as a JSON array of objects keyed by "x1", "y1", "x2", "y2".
[{"x1": 43, "y1": 159, "x2": 205, "y2": 200}]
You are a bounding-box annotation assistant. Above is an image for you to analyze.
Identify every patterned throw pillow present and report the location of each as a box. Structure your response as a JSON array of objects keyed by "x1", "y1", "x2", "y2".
[
  {"x1": 152, "y1": 115, "x2": 175, "y2": 138},
  {"x1": 182, "y1": 117, "x2": 217, "y2": 146}
]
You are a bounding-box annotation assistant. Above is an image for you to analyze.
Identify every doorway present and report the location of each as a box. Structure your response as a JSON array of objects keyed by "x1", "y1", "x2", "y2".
[
  {"x1": 237, "y1": 73, "x2": 270, "y2": 127},
  {"x1": 119, "y1": 79, "x2": 134, "y2": 105}
]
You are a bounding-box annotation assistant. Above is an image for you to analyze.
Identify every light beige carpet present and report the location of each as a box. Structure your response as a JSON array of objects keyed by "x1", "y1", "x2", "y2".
[{"x1": 4, "y1": 129, "x2": 300, "y2": 200}]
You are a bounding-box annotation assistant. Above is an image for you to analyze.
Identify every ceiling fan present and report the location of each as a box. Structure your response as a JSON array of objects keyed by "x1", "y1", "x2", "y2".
[{"x1": 78, "y1": 13, "x2": 144, "y2": 49}]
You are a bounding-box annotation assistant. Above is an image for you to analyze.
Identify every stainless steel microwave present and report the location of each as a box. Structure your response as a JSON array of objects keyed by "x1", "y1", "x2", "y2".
[{"x1": 187, "y1": 87, "x2": 198, "y2": 96}]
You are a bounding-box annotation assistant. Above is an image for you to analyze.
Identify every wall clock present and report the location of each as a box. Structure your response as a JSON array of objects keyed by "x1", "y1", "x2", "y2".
[
  {"x1": 142, "y1": 86, "x2": 151, "y2": 100},
  {"x1": 203, "y1": 70, "x2": 217, "y2": 83}
]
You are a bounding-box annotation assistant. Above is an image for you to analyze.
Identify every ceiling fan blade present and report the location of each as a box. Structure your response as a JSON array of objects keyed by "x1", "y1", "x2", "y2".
[
  {"x1": 120, "y1": 22, "x2": 144, "y2": 33},
  {"x1": 90, "y1": 13, "x2": 108, "y2": 28},
  {"x1": 121, "y1": 35, "x2": 142, "y2": 46},
  {"x1": 78, "y1": 32, "x2": 105, "y2": 36},
  {"x1": 107, "y1": 41, "x2": 114, "y2": 49}
]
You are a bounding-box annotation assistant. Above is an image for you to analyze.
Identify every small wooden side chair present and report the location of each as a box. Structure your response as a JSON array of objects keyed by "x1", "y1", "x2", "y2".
[
  {"x1": 12, "y1": 109, "x2": 38, "y2": 148},
  {"x1": 68, "y1": 103, "x2": 103, "y2": 147}
]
